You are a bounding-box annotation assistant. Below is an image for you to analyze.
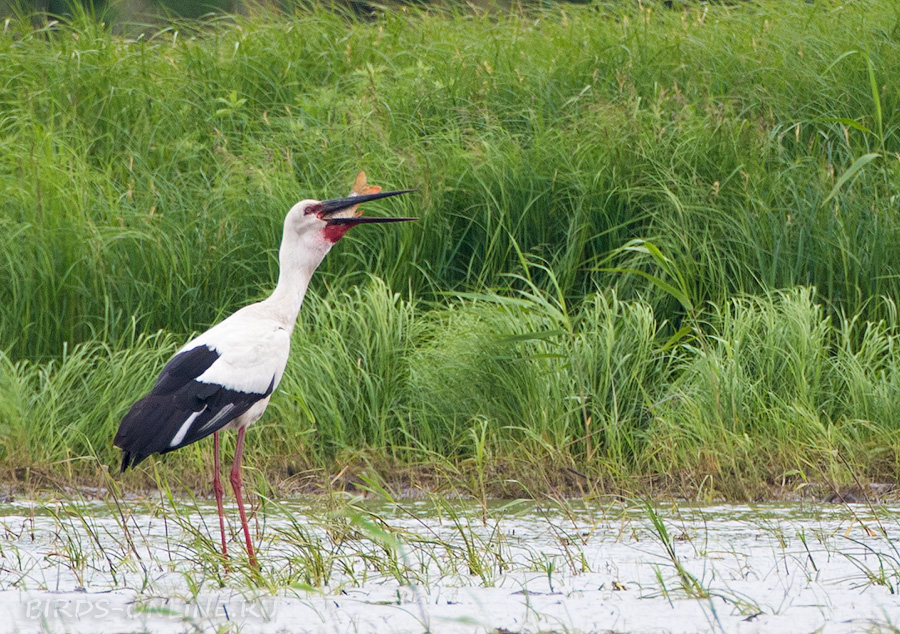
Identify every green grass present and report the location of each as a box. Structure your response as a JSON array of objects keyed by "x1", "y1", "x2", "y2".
[
  {"x1": 6, "y1": 279, "x2": 900, "y2": 498},
  {"x1": 2, "y1": 1, "x2": 900, "y2": 497}
]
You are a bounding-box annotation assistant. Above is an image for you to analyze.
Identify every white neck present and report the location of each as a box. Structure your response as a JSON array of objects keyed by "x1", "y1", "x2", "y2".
[{"x1": 260, "y1": 229, "x2": 330, "y2": 331}]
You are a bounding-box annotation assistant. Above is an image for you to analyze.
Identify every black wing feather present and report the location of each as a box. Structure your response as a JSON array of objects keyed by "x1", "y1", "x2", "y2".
[
  {"x1": 151, "y1": 345, "x2": 219, "y2": 395},
  {"x1": 115, "y1": 345, "x2": 273, "y2": 471}
]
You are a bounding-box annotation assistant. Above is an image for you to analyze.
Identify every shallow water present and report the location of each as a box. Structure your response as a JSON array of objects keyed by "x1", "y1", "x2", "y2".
[{"x1": 3, "y1": 497, "x2": 900, "y2": 633}]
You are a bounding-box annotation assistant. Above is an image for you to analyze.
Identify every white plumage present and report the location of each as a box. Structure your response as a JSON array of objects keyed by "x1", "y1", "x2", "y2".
[
  {"x1": 186, "y1": 311, "x2": 292, "y2": 395},
  {"x1": 114, "y1": 174, "x2": 413, "y2": 568}
]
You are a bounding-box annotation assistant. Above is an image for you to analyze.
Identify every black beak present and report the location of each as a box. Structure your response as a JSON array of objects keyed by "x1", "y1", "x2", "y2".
[
  {"x1": 318, "y1": 189, "x2": 416, "y2": 224},
  {"x1": 325, "y1": 216, "x2": 418, "y2": 225}
]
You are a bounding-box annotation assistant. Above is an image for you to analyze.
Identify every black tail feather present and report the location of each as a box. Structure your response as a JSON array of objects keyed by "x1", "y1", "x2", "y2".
[
  {"x1": 114, "y1": 345, "x2": 269, "y2": 472},
  {"x1": 119, "y1": 451, "x2": 143, "y2": 472}
]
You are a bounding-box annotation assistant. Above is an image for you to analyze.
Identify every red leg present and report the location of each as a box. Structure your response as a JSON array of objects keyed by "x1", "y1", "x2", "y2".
[
  {"x1": 213, "y1": 431, "x2": 229, "y2": 567},
  {"x1": 230, "y1": 426, "x2": 258, "y2": 568}
]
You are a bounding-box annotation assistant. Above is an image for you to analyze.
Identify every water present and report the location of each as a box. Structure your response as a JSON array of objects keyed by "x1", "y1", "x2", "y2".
[{"x1": 3, "y1": 497, "x2": 900, "y2": 633}]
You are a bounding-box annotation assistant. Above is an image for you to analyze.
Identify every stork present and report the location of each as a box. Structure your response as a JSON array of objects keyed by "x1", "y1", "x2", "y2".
[{"x1": 114, "y1": 173, "x2": 413, "y2": 568}]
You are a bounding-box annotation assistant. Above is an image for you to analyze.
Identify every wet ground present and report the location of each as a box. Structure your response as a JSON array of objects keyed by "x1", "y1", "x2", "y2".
[{"x1": 3, "y1": 497, "x2": 900, "y2": 633}]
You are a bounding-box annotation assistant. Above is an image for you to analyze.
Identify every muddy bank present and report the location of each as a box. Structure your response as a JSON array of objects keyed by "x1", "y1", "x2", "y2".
[{"x1": 3, "y1": 461, "x2": 898, "y2": 505}]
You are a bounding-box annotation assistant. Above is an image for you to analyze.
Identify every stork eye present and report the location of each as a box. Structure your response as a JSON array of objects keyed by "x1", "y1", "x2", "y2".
[{"x1": 305, "y1": 203, "x2": 322, "y2": 216}]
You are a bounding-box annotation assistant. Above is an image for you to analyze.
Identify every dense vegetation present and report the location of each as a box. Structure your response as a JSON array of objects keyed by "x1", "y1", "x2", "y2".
[{"x1": 1, "y1": 1, "x2": 899, "y2": 498}]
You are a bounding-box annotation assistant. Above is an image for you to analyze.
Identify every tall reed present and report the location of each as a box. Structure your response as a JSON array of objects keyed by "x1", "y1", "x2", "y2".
[
  {"x1": 3, "y1": 2, "x2": 900, "y2": 495},
  {"x1": 2, "y1": 1, "x2": 899, "y2": 359}
]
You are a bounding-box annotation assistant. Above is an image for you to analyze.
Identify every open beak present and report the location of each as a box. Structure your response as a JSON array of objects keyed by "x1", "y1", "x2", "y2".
[{"x1": 317, "y1": 190, "x2": 416, "y2": 225}]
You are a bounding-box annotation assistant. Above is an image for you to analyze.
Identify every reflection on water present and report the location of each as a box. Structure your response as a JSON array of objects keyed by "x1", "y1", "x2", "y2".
[{"x1": 3, "y1": 497, "x2": 900, "y2": 633}]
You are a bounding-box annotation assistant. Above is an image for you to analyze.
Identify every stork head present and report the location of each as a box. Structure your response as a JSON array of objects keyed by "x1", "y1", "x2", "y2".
[{"x1": 284, "y1": 189, "x2": 415, "y2": 251}]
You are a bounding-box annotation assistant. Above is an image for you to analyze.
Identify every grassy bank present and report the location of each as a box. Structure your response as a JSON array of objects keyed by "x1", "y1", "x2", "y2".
[
  {"x1": 1, "y1": 1, "x2": 900, "y2": 498},
  {"x1": 5, "y1": 282, "x2": 900, "y2": 499}
]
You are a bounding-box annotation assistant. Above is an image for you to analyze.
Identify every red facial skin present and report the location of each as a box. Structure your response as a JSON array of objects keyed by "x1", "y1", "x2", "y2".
[{"x1": 322, "y1": 221, "x2": 360, "y2": 243}]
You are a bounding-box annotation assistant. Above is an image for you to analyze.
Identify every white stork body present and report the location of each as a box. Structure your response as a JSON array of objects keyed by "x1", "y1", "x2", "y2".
[
  {"x1": 114, "y1": 179, "x2": 413, "y2": 568},
  {"x1": 169, "y1": 310, "x2": 289, "y2": 438}
]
